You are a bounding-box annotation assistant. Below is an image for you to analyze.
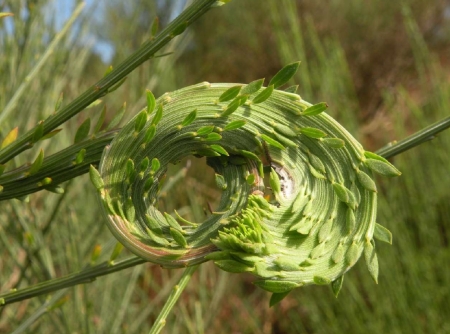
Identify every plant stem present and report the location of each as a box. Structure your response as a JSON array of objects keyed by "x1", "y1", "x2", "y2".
[
  {"x1": 376, "y1": 116, "x2": 450, "y2": 159},
  {"x1": 0, "y1": 257, "x2": 146, "y2": 306},
  {"x1": 0, "y1": 130, "x2": 117, "y2": 200},
  {"x1": 0, "y1": 0, "x2": 220, "y2": 164},
  {"x1": 148, "y1": 265, "x2": 199, "y2": 334}
]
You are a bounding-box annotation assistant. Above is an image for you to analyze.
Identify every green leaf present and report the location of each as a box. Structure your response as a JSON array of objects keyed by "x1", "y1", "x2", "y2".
[
  {"x1": 332, "y1": 244, "x2": 345, "y2": 264},
  {"x1": 346, "y1": 208, "x2": 356, "y2": 234},
  {"x1": 269, "y1": 292, "x2": 290, "y2": 307},
  {"x1": 301, "y1": 102, "x2": 328, "y2": 116},
  {"x1": 299, "y1": 127, "x2": 327, "y2": 139},
  {"x1": 109, "y1": 242, "x2": 124, "y2": 263},
  {"x1": 219, "y1": 85, "x2": 242, "y2": 102},
  {"x1": 364, "y1": 151, "x2": 390, "y2": 163},
  {"x1": 331, "y1": 275, "x2": 344, "y2": 297},
  {"x1": 144, "y1": 214, "x2": 162, "y2": 234},
  {"x1": 151, "y1": 158, "x2": 160, "y2": 173},
  {"x1": 196, "y1": 125, "x2": 215, "y2": 136},
  {"x1": 146, "y1": 89, "x2": 156, "y2": 114},
  {"x1": 239, "y1": 150, "x2": 260, "y2": 161},
  {"x1": 40, "y1": 129, "x2": 62, "y2": 141},
  {"x1": 322, "y1": 138, "x2": 345, "y2": 149},
  {"x1": 269, "y1": 168, "x2": 281, "y2": 194},
  {"x1": 210, "y1": 144, "x2": 229, "y2": 156},
  {"x1": 273, "y1": 123, "x2": 297, "y2": 137},
  {"x1": 221, "y1": 96, "x2": 247, "y2": 117},
  {"x1": 164, "y1": 212, "x2": 183, "y2": 231},
  {"x1": 74, "y1": 118, "x2": 91, "y2": 144},
  {"x1": 89, "y1": 166, "x2": 104, "y2": 192},
  {"x1": 365, "y1": 158, "x2": 401, "y2": 177},
  {"x1": 313, "y1": 275, "x2": 331, "y2": 285},
  {"x1": 29, "y1": 149, "x2": 44, "y2": 175},
  {"x1": 253, "y1": 280, "x2": 299, "y2": 293},
  {"x1": 356, "y1": 170, "x2": 377, "y2": 192},
  {"x1": 151, "y1": 105, "x2": 163, "y2": 126},
  {"x1": 251, "y1": 85, "x2": 274, "y2": 104},
  {"x1": 151, "y1": 17, "x2": 159, "y2": 37},
  {"x1": 241, "y1": 78, "x2": 264, "y2": 95},
  {"x1": 140, "y1": 157, "x2": 150, "y2": 173},
  {"x1": 45, "y1": 185, "x2": 65, "y2": 194},
  {"x1": 214, "y1": 260, "x2": 254, "y2": 273},
  {"x1": 223, "y1": 120, "x2": 246, "y2": 131},
  {"x1": 32, "y1": 121, "x2": 44, "y2": 143},
  {"x1": 205, "y1": 133, "x2": 222, "y2": 141},
  {"x1": 246, "y1": 173, "x2": 256, "y2": 185},
  {"x1": 75, "y1": 149, "x2": 86, "y2": 164},
  {"x1": 134, "y1": 110, "x2": 148, "y2": 133},
  {"x1": 144, "y1": 125, "x2": 156, "y2": 144},
  {"x1": 373, "y1": 223, "x2": 393, "y2": 244},
  {"x1": 182, "y1": 108, "x2": 197, "y2": 126},
  {"x1": 170, "y1": 227, "x2": 188, "y2": 248},
  {"x1": 268, "y1": 61, "x2": 300, "y2": 88},
  {"x1": 284, "y1": 85, "x2": 298, "y2": 93},
  {"x1": 86, "y1": 99, "x2": 102, "y2": 109},
  {"x1": 345, "y1": 242, "x2": 360, "y2": 267},
  {"x1": 104, "y1": 65, "x2": 113, "y2": 77},
  {"x1": 318, "y1": 220, "x2": 333, "y2": 243},
  {"x1": 260, "y1": 134, "x2": 285, "y2": 150},
  {"x1": 364, "y1": 240, "x2": 379, "y2": 283},
  {"x1": 171, "y1": 21, "x2": 188, "y2": 37},
  {"x1": 308, "y1": 153, "x2": 326, "y2": 174},
  {"x1": 1, "y1": 127, "x2": 18, "y2": 149},
  {"x1": 333, "y1": 183, "x2": 349, "y2": 203}
]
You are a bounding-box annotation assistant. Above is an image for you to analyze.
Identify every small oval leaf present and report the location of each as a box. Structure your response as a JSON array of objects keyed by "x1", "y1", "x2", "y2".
[
  {"x1": 268, "y1": 61, "x2": 300, "y2": 88},
  {"x1": 252, "y1": 85, "x2": 274, "y2": 104},
  {"x1": 301, "y1": 102, "x2": 328, "y2": 116},
  {"x1": 219, "y1": 85, "x2": 242, "y2": 102}
]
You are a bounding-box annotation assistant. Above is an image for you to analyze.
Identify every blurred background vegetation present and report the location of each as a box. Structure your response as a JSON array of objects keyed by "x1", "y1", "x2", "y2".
[{"x1": 0, "y1": 0, "x2": 449, "y2": 333}]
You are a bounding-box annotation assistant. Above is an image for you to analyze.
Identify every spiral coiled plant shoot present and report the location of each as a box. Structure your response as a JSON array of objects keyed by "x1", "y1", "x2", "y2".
[
  {"x1": 1, "y1": 1, "x2": 449, "y2": 333},
  {"x1": 90, "y1": 62, "x2": 400, "y2": 303}
]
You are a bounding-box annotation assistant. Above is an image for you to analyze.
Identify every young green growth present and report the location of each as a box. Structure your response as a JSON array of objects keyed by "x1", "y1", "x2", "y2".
[
  {"x1": 251, "y1": 85, "x2": 274, "y2": 104},
  {"x1": 219, "y1": 85, "x2": 242, "y2": 102},
  {"x1": 146, "y1": 89, "x2": 156, "y2": 114},
  {"x1": 301, "y1": 102, "x2": 328, "y2": 116},
  {"x1": 241, "y1": 78, "x2": 264, "y2": 95},
  {"x1": 268, "y1": 61, "x2": 300, "y2": 88},
  {"x1": 181, "y1": 109, "x2": 197, "y2": 126}
]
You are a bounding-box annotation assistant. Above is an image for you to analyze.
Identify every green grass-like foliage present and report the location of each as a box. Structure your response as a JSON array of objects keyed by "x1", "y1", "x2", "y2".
[{"x1": 92, "y1": 63, "x2": 400, "y2": 303}]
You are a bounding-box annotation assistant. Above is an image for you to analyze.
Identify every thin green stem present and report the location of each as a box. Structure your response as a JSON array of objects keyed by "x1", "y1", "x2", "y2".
[
  {"x1": 376, "y1": 116, "x2": 450, "y2": 159},
  {"x1": 148, "y1": 265, "x2": 199, "y2": 334},
  {"x1": 0, "y1": 0, "x2": 219, "y2": 164},
  {"x1": 0, "y1": 130, "x2": 117, "y2": 200},
  {"x1": 0, "y1": 257, "x2": 146, "y2": 306},
  {"x1": 0, "y1": 3, "x2": 85, "y2": 126}
]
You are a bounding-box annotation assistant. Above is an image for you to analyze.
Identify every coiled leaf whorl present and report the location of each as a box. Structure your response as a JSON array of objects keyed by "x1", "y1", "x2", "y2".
[{"x1": 92, "y1": 63, "x2": 400, "y2": 299}]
